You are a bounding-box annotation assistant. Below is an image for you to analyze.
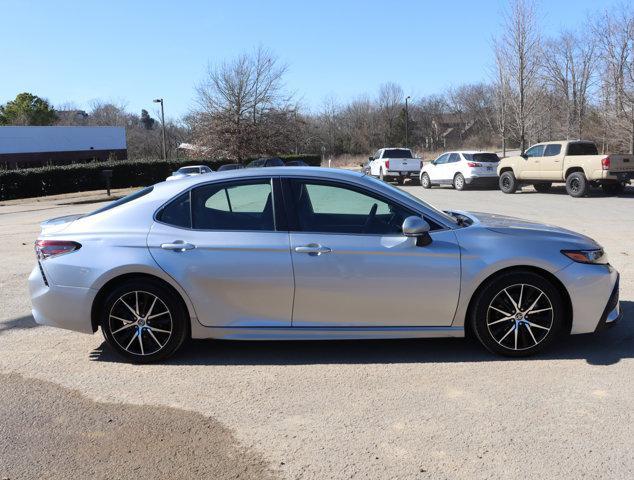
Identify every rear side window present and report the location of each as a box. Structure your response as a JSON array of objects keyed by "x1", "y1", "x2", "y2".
[
  {"x1": 543, "y1": 144, "x2": 562, "y2": 156},
  {"x1": 158, "y1": 192, "x2": 191, "y2": 228},
  {"x1": 463, "y1": 153, "x2": 500, "y2": 162},
  {"x1": 88, "y1": 186, "x2": 154, "y2": 217},
  {"x1": 567, "y1": 142, "x2": 598, "y2": 155},
  {"x1": 448, "y1": 153, "x2": 460, "y2": 163},
  {"x1": 191, "y1": 179, "x2": 274, "y2": 231}
]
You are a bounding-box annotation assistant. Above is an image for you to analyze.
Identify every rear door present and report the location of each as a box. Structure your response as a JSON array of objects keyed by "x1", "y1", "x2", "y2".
[
  {"x1": 148, "y1": 177, "x2": 294, "y2": 327},
  {"x1": 540, "y1": 143, "x2": 564, "y2": 180},
  {"x1": 284, "y1": 178, "x2": 461, "y2": 327}
]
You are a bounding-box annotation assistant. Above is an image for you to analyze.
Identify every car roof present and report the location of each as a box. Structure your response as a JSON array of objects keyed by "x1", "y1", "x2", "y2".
[
  {"x1": 156, "y1": 167, "x2": 364, "y2": 191},
  {"x1": 178, "y1": 165, "x2": 207, "y2": 169}
]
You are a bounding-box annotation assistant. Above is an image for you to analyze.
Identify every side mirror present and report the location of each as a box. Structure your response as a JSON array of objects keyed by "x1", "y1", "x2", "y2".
[
  {"x1": 521, "y1": 153, "x2": 528, "y2": 159},
  {"x1": 368, "y1": 156, "x2": 374, "y2": 161},
  {"x1": 431, "y1": 160, "x2": 436, "y2": 165},
  {"x1": 402, "y1": 216, "x2": 432, "y2": 247}
]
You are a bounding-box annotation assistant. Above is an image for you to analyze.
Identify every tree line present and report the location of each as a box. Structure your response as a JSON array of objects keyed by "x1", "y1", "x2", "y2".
[{"x1": 2, "y1": 0, "x2": 633, "y2": 160}]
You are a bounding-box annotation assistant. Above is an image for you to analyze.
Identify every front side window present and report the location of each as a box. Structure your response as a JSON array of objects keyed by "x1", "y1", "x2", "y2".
[
  {"x1": 289, "y1": 180, "x2": 416, "y2": 235},
  {"x1": 435, "y1": 154, "x2": 449, "y2": 165},
  {"x1": 543, "y1": 144, "x2": 562, "y2": 156},
  {"x1": 191, "y1": 179, "x2": 274, "y2": 230},
  {"x1": 525, "y1": 145, "x2": 545, "y2": 157}
]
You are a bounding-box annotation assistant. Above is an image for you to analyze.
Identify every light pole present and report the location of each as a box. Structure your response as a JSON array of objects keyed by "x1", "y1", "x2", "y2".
[
  {"x1": 405, "y1": 96, "x2": 411, "y2": 148},
  {"x1": 153, "y1": 98, "x2": 166, "y2": 160}
]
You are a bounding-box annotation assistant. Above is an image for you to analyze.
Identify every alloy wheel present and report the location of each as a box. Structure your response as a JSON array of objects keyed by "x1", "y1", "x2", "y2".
[
  {"x1": 486, "y1": 283, "x2": 553, "y2": 351},
  {"x1": 108, "y1": 290, "x2": 173, "y2": 356}
]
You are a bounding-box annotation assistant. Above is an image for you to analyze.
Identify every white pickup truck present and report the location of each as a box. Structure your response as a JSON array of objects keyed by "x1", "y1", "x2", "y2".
[{"x1": 367, "y1": 148, "x2": 422, "y2": 185}]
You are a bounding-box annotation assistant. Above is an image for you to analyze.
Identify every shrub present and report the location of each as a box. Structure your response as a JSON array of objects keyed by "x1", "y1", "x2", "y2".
[{"x1": 0, "y1": 154, "x2": 321, "y2": 200}]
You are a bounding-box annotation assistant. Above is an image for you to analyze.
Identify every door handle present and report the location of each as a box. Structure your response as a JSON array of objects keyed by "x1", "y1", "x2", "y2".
[
  {"x1": 161, "y1": 241, "x2": 195, "y2": 252},
  {"x1": 294, "y1": 244, "x2": 332, "y2": 255}
]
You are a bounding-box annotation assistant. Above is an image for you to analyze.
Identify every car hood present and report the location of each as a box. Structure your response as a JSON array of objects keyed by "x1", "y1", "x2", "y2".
[{"x1": 461, "y1": 211, "x2": 600, "y2": 248}]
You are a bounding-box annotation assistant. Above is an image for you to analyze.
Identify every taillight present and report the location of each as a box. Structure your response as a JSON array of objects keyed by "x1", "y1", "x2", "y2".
[
  {"x1": 385, "y1": 160, "x2": 390, "y2": 170},
  {"x1": 601, "y1": 156, "x2": 610, "y2": 170},
  {"x1": 467, "y1": 162, "x2": 482, "y2": 167},
  {"x1": 35, "y1": 240, "x2": 81, "y2": 260}
]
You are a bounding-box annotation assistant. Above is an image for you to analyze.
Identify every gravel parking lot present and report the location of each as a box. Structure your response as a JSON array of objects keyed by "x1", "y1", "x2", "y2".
[{"x1": 1, "y1": 184, "x2": 633, "y2": 479}]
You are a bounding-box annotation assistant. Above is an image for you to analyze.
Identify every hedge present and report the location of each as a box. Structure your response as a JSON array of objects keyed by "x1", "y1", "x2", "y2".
[{"x1": 0, "y1": 154, "x2": 321, "y2": 200}]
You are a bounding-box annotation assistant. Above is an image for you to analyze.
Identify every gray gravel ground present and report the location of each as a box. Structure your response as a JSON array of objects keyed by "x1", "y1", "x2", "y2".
[{"x1": 1, "y1": 183, "x2": 633, "y2": 479}]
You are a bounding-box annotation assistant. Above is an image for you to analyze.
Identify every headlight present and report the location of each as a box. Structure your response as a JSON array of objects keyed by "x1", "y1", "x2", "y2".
[{"x1": 561, "y1": 248, "x2": 608, "y2": 264}]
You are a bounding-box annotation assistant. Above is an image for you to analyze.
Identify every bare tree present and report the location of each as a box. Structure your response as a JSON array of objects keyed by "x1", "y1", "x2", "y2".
[
  {"x1": 191, "y1": 46, "x2": 298, "y2": 160},
  {"x1": 493, "y1": 43, "x2": 511, "y2": 155},
  {"x1": 542, "y1": 30, "x2": 596, "y2": 139},
  {"x1": 495, "y1": 0, "x2": 542, "y2": 152}
]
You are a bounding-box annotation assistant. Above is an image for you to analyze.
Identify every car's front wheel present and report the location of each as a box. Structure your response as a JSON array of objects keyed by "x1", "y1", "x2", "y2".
[
  {"x1": 100, "y1": 279, "x2": 189, "y2": 363},
  {"x1": 499, "y1": 171, "x2": 517, "y2": 194},
  {"x1": 421, "y1": 173, "x2": 431, "y2": 189},
  {"x1": 470, "y1": 271, "x2": 565, "y2": 357}
]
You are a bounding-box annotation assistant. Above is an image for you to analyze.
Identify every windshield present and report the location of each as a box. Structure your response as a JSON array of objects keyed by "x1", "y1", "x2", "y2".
[
  {"x1": 383, "y1": 149, "x2": 413, "y2": 159},
  {"x1": 86, "y1": 187, "x2": 154, "y2": 217},
  {"x1": 567, "y1": 142, "x2": 598, "y2": 155},
  {"x1": 364, "y1": 175, "x2": 458, "y2": 225},
  {"x1": 463, "y1": 153, "x2": 499, "y2": 162},
  {"x1": 178, "y1": 167, "x2": 200, "y2": 174}
]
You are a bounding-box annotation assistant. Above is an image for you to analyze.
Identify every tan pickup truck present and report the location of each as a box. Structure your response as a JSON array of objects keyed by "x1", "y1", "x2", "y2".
[{"x1": 497, "y1": 140, "x2": 633, "y2": 197}]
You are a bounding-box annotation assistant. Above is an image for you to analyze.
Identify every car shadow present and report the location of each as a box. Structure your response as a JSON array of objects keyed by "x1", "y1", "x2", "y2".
[
  {"x1": 0, "y1": 315, "x2": 39, "y2": 335},
  {"x1": 515, "y1": 184, "x2": 634, "y2": 197},
  {"x1": 89, "y1": 301, "x2": 633, "y2": 367}
]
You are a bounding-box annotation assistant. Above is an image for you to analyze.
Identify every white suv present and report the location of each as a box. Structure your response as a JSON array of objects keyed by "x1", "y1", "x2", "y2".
[{"x1": 420, "y1": 151, "x2": 500, "y2": 190}]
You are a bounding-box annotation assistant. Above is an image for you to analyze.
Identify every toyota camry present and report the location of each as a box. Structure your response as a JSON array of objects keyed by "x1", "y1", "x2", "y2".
[{"x1": 29, "y1": 168, "x2": 621, "y2": 362}]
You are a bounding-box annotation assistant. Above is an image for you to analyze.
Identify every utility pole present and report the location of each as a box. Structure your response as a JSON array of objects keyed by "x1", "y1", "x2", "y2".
[
  {"x1": 153, "y1": 98, "x2": 166, "y2": 160},
  {"x1": 405, "y1": 96, "x2": 411, "y2": 148}
]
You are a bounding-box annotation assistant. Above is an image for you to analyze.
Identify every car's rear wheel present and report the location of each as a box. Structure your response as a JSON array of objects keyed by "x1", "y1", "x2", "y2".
[
  {"x1": 499, "y1": 171, "x2": 517, "y2": 194},
  {"x1": 471, "y1": 271, "x2": 564, "y2": 357},
  {"x1": 565, "y1": 172, "x2": 588, "y2": 197},
  {"x1": 421, "y1": 173, "x2": 431, "y2": 189},
  {"x1": 397, "y1": 176, "x2": 405, "y2": 185},
  {"x1": 533, "y1": 182, "x2": 552, "y2": 193},
  {"x1": 453, "y1": 173, "x2": 466, "y2": 191},
  {"x1": 100, "y1": 279, "x2": 188, "y2": 363}
]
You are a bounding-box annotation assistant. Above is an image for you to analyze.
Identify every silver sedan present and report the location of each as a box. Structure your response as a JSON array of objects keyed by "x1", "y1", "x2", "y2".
[{"x1": 29, "y1": 168, "x2": 621, "y2": 362}]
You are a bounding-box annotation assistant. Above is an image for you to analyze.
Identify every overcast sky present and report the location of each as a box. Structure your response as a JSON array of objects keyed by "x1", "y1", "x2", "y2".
[{"x1": 0, "y1": 0, "x2": 620, "y2": 120}]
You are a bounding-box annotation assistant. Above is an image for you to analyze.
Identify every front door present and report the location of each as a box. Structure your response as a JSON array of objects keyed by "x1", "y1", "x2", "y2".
[
  {"x1": 521, "y1": 144, "x2": 546, "y2": 179},
  {"x1": 284, "y1": 179, "x2": 461, "y2": 327},
  {"x1": 147, "y1": 178, "x2": 294, "y2": 327},
  {"x1": 428, "y1": 153, "x2": 451, "y2": 183}
]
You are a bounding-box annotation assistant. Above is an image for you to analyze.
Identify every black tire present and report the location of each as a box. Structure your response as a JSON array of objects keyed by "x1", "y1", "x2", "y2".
[
  {"x1": 499, "y1": 171, "x2": 517, "y2": 194},
  {"x1": 397, "y1": 176, "x2": 405, "y2": 185},
  {"x1": 470, "y1": 270, "x2": 565, "y2": 357},
  {"x1": 421, "y1": 173, "x2": 431, "y2": 189},
  {"x1": 379, "y1": 169, "x2": 384, "y2": 181},
  {"x1": 533, "y1": 182, "x2": 552, "y2": 193},
  {"x1": 565, "y1": 171, "x2": 588, "y2": 197},
  {"x1": 100, "y1": 278, "x2": 189, "y2": 363},
  {"x1": 601, "y1": 182, "x2": 625, "y2": 195},
  {"x1": 453, "y1": 173, "x2": 466, "y2": 191}
]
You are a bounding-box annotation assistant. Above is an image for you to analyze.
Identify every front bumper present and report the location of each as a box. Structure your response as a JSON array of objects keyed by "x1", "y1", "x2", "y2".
[
  {"x1": 28, "y1": 265, "x2": 96, "y2": 334},
  {"x1": 555, "y1": 261, "x2": 620, "y2": 334},
  {"x1": 595, "y1": 275, "x2": 622, "y2": 332}
]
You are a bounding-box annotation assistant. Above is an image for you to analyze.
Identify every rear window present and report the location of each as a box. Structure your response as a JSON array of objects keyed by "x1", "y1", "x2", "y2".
[
  {"x1": 87, "y1": 187, "x2": 154, "y2": 217},
  {"x1": 463, "y1": 153, "x2": 499, "y2": 162},
  {"x1": 179, "y1": 167, "x2": 200, "y2": 174},
  {"x1": 567, "y1": 142, "x2": 598, "y2": 155},
  {"x1": 383, "y1": 149, "x2": 413, "y2": 158}
]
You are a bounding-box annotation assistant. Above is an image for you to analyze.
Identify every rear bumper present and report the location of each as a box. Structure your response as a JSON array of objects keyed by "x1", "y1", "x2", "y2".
[
  {"x1": 28, "y1": 265, "x2": 96, "y2": 334},
  {"x1": 385, "y1": 170, "x2": 419, "y2": 177},
  {"x1": 465, "y1": 175, "x2": 499, "y2": 186},
  {"x1": 602, "y1": 171, "x2": 633, "y2": 182}
]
